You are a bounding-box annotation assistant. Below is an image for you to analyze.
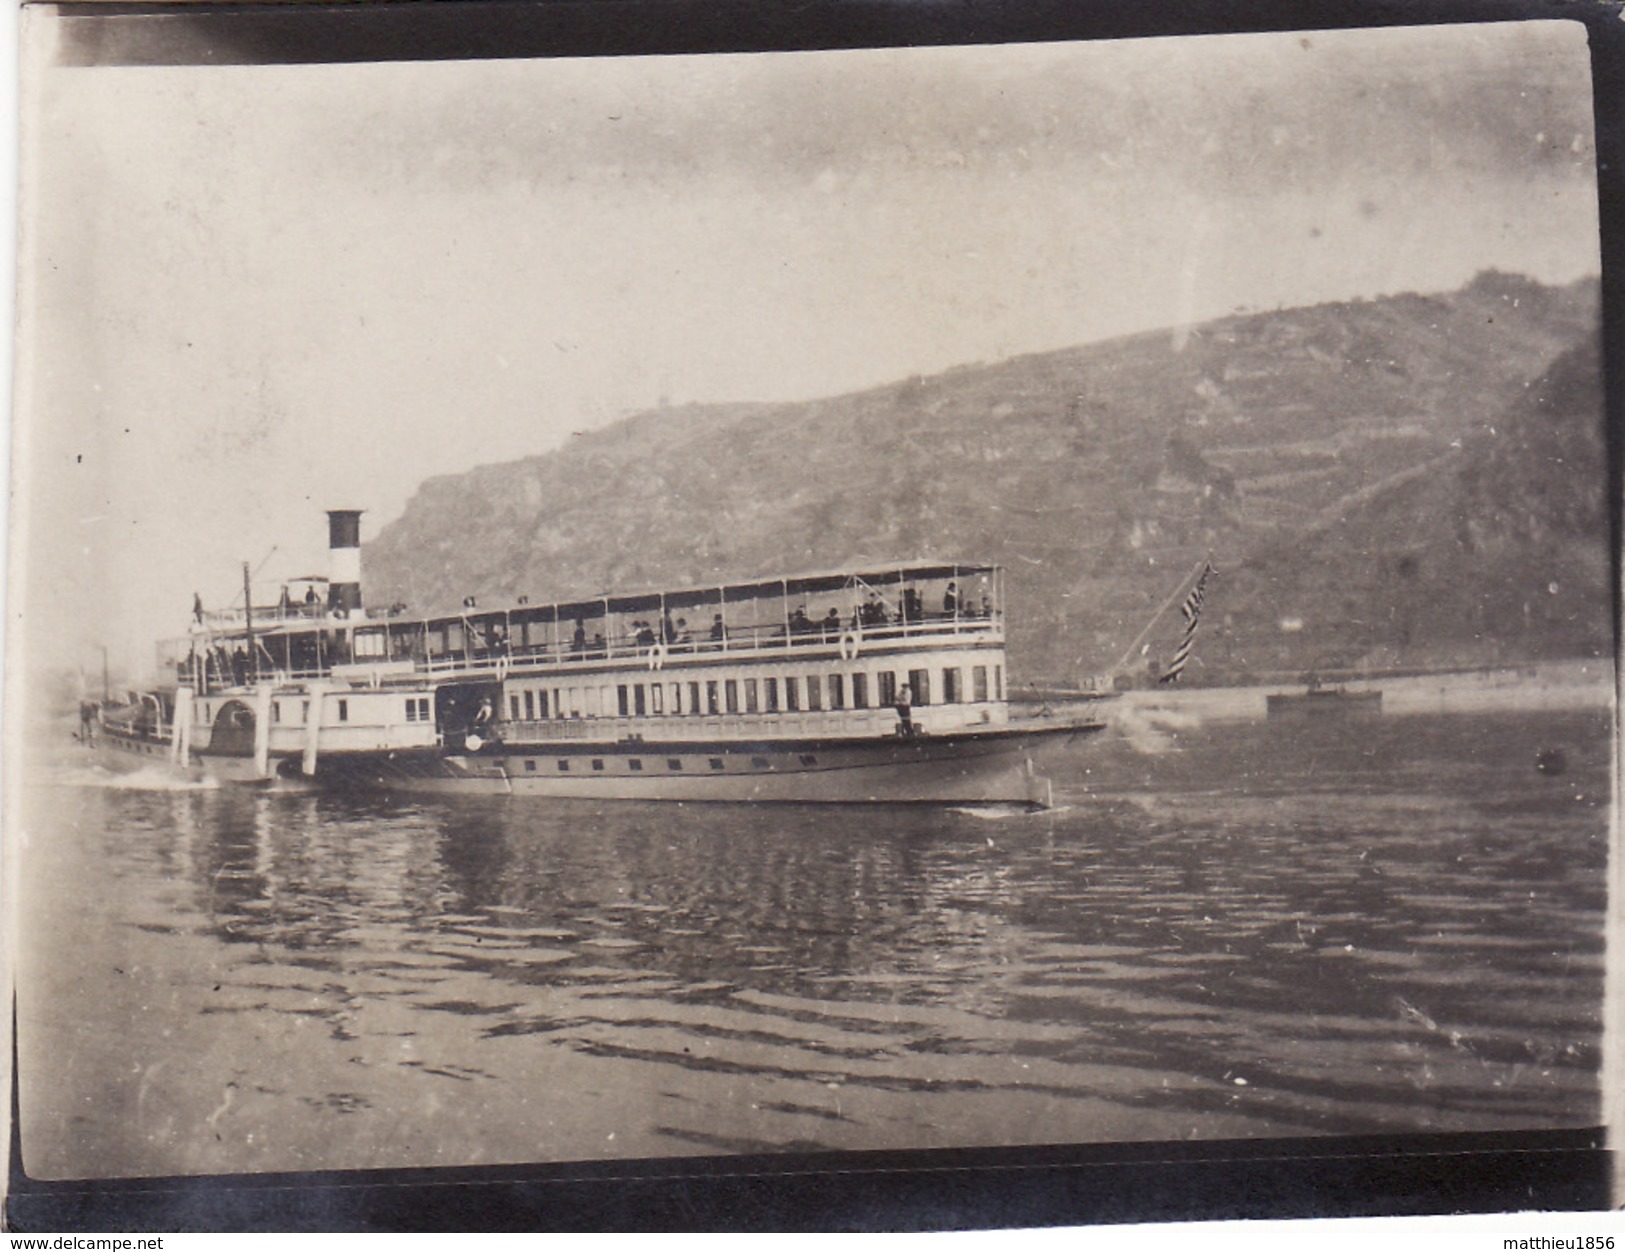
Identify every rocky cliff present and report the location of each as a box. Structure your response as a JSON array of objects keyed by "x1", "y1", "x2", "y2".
[{"x1": 363, "y1": 270, "x2": 1609, "y2": 686}]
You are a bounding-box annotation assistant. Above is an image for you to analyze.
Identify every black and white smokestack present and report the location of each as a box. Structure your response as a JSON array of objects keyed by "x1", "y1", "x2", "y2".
[{"x1": 327, "y1": 510, "x2": 364, "y2": 614}]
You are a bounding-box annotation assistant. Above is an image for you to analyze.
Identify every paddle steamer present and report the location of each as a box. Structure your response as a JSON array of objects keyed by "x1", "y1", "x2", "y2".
[
  {"x1": 97, "y1": 512, "x2": 1102, "y2": 804},
  {"x1": 88, "y1": 511, "x2": 439, "y2": 784}
]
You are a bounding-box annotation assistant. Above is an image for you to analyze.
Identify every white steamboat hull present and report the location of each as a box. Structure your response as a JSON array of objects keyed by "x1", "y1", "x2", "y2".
[
  {"x1": 314, "y1": 722, "x2": 1098, "y2": 807},
  {"x1": 91, "y1": 727, "x2": 289, "y2": 784},
  {"x1": 91, "y1": 728, "x2": 178, "y2": 771}
]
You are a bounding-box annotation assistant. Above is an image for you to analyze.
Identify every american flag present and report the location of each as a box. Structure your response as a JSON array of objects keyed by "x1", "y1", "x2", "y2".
[{"x1": 1159, "y1": 561, "x2": 1215, "y2": 684}]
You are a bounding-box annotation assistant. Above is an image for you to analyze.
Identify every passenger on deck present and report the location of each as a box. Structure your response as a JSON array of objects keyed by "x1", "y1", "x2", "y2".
[
  {"x1": 304, "y1": 585, "x2": 320, "y2": 614},
  {"x1": 903, "y1": 588, "x2": 922, "y2": 622},
  {"x1": 591, "y1": 633, "x2": 606, "y2": 657},
  {"x1": 635, "y1": 621, "x2": 658, "y2": 648},
  {"x1": 468, "y1": 698, "x2": 497, "y2": 749},
  {"x1": 943, "y1": 582, "x2": 958, "y2": 616},
  {"x1": 710, "y1": 614, "x2": 727, "y2": 642},
  {"x1": 278, "y1": 586, "x2": 293, "y2": 616},
  {"x1": 980, "y1": 594, "x2": 992, "y2": 619},
  {"x1": 675, "y1": 618, "x2": 692, "y2": 649},
  {"x1": 572, "y1": 620, "x2": 587, "y2": 653},
  {"x1": 193, "y1": 593, "x2": 205, "y2": 625},
  {"x1": 823, "y1": 608, "x2": 842, "y2": 637},
  {"x1": 662, "y1": 611, "x2": 677, "y2": 644},
  {"x1": 894, "y1": 682, "x2": 914, "y2": 737},
  {"x1": 790, "y1": 606, "x2": 813, "y2": 637}
]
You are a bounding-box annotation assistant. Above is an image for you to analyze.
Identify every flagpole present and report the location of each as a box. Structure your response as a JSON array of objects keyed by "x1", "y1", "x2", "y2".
[
  {"x1": 242, "y1": 561, "x2": 258, "y2": 683},
  {"x1": 1103, "y1": 556, "x2": 1212, "y2": 684}
]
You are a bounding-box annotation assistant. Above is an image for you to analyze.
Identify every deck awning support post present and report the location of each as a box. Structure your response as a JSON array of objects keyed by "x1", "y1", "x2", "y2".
[
  {"x1": 253, "y1": 682, "x2": 274, "y2": 778},
  {"x1": 302, "y1": 682, "x2": 326, "y2": 776},
  {"x1": 170, "y1": 687, "x2": 193, "y2": 766}
]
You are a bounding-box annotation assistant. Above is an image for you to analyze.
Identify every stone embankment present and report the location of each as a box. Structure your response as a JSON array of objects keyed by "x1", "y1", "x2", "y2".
[{"x1": 1065, "y1": 659, "x2": 1616, "y2": 725}]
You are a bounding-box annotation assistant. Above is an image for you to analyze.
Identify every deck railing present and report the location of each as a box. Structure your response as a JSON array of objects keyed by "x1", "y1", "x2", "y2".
[
  {"x1": 416, "y1": 613, "x2": 1000, "y2": 676},
  {"x1": 181, "y1": 611, "x2": 1002, "y2": 692}
]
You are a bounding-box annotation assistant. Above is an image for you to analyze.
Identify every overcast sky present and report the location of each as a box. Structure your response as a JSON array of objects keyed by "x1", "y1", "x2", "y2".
[{"x1": 12, "y1": 18, "x2": 1601, "y2": 679}]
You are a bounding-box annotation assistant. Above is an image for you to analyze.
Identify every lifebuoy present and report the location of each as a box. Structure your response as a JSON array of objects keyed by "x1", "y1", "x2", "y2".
[
  {"x1": 496, "y1": 656, "x2": 510, "y2": 680},
  {"x1": 839, "y1": 629, "x2": 861, "y2": 661},
  {"x1": 647, "y1": 643, "x2": 667, "y2": 671},
  {"x1": 464, "y1": 733, "x2": 484, "y2": 753}
]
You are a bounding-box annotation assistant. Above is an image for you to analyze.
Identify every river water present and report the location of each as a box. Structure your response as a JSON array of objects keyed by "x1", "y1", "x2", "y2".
[{"x1": 15, "y1": 708, "x2": 1610, "y2": 1180}]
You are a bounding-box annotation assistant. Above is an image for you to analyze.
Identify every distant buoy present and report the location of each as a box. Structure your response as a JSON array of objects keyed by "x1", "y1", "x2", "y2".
[{"x1": 1535, "y1": 749, "x2": 1567, "y2": 776}]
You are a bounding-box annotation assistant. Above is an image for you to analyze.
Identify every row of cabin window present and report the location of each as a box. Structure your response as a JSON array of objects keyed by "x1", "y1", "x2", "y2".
[
  {"x1": 504, "y1": 665, "x2": 1002, "y2": 722},
  {"x1": 201, "y1": 697, "x2": 365, "y2": 726},
  {"x1": 283, "y1": 695, "x2": 429, "y2": 726},
  {"x1": 517, "y1": 754, "x2": 814, "y2": 773}
]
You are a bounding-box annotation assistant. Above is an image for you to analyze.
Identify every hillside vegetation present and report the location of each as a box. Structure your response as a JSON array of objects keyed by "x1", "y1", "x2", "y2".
[{"x1": 363, "y1": 271, "x2": 1608, "y2": 686}]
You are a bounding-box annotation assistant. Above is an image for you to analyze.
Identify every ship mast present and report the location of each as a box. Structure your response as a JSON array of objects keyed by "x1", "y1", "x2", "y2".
[{"x1": 242, "y1": 560, "x2": 258, "y2": 682}]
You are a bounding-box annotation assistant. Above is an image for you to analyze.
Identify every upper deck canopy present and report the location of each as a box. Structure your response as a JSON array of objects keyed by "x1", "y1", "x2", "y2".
[
  {"x1": 237, "y1": 560, "x2": 996, "y2": 629},
  {"x1": 169, "y1": 559, "x2": 1003, "y2": 687},
  {"x1": 556, "y1": 561, "x2": 997, "y2": 618}
]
